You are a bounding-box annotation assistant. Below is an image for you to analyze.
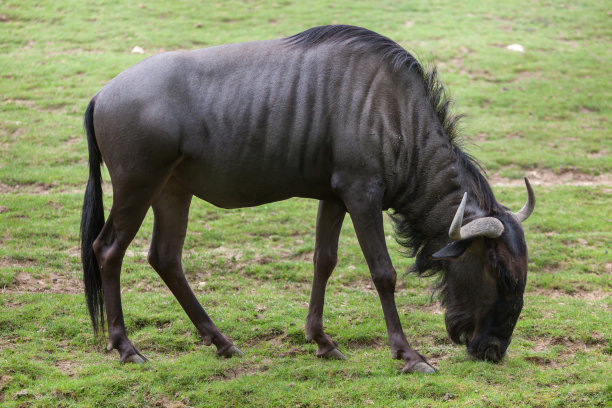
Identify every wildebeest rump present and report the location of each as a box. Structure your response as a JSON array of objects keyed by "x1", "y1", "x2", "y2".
[{"x1": 81, "y1": 25, "x2": 535, "y2": 373}]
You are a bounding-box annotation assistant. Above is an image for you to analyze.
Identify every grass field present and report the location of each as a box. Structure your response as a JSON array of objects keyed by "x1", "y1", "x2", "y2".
[{"x1": 1, "y1": 0, "x2": 610, "y2": 406}]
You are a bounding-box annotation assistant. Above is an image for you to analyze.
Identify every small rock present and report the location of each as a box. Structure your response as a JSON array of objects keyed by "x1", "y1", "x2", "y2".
[
  {"x1": 130, "y1": 46, "x2": 145, "y2": 54},
  {"x1": 194, "y1": 22, "x2": 203, "y2": 28},
  {"x1": 0, "y1": 206, "x2": 8, "y2": 213},
  {"x1": 506, "y1": 44, "x2": 525, "y2": 53},
  {"x1": 443, "y1": 392, "x2": 457, "y2": 401}
]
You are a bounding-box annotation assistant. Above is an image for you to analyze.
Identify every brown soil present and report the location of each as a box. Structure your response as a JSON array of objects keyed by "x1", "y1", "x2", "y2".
[
  {"x1": 0, "y1": 335, "x2": 18, "y2": 351},
  {"x1": 529, "y1": 286, "x2": 610, "y2": 301},
  {"x1": 55, "y1": 359, "x2": 79, "y2": 376},
  {"x1": 528, "y1": 286, "x2": 610, "y2": 313},
  {"x1": 212, "y1": 359, "x2": 272, "y2": 382},
  {"x1": 489, "y1": 168, "x2": 612, "y2": 187},
  {"x1": 0, "y1": 181, "x2": 112, "y2": 195},
  {"x1": 520, "y1": 336, "x2": 609, "y2": 368},
  {"x1": 2, "y1": 270, "x2": 82, "y2": 294},
  {"x1": 3, "y1": 98, "x2": 67, "y2": 114},
  {"x1": 0, "y1": 181, "x2": 58, "y2": 194}
]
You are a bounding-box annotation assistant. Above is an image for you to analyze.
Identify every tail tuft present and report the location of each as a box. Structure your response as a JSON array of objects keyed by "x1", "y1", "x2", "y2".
[{"x1": 80, "y1": 98, "x2": 106, "y2": 336}]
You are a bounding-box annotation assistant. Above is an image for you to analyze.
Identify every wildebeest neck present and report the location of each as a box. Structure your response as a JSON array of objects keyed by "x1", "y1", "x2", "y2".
[{"x1": 389, "y1": 122, "x2": 502, "y2": 272}]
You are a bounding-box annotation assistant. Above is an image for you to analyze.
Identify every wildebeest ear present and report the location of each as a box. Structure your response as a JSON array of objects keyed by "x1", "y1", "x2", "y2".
[{"x1": 430, "y1": 240, "x2": 471, "y2": 260}]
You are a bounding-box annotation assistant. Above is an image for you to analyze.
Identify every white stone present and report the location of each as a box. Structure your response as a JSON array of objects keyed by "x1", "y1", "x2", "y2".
[
  {"x1": 506, "y1": 44, "x2": 525, "y2": 53},
  {"x1": 130, "y1": 46, "x2": 145, "y2": 54}
]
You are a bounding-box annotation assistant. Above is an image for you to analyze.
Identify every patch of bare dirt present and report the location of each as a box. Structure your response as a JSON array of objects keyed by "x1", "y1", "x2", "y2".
[
  {"x1": 289, "y1": 249, "x2": 313, "y2": 262},
  {"x1": 54, "y1": 360, "x2": 79, "y2": 376},
  {"x1": 3, "y1": 98, "x2": 67, "y2": 114},
  {"x1": 2, "y1": 271, "x2": 82, "y2": 294},
  {"x1": 438, "y1": 49, "x2": 499, "y2": 83},
  {"x1": 0, "y1": 182, "x2": 54, "y2": 194},
  {"x1": 243, "y1": 330, "x2": 286, "y2": 347},
  {"x1": 0, "y1": 256, "x2": 37, "y2": 268},
  {"x1": 474, "y1": 132, "x2": 489, "y2": 142},
  {"x1": 522, "y1": 336, "x2": 608, "y2": 368},
  {"x1": 587, "y1": 149, "x2": 608, "y2": 158},
  {"x1": 528, "y1": 286, "x2": 610, "y2": 319},
  {"x1": 0, "y1": 335, "x2": 18, "y2": 351},
  {"x1": 0, "y1": 181, "x2": 111, "y2": 195},
  {"x1": 345, "y1": 337, "x2": 385, "y2": 350},
  {"x1": 149, "y1": 395, "x2": 192, "y2": 408},
  {"x1": 512, "y1": 69, "x2": 543, "y2": 82},
  {"x1": 212, "y1": 360, "x2": 272, "y2": 382},
  {"x1": 529, "y1": 286, "x2": 610, "y2": 306},
  {"x1": 489, "y1": 168, "x2": 612, "y2": 187},
  {"x1": 578, "y1": 106, "x2": 599, "y2": 114},
  {"x1": 210, "y1": 245, "x2": 242, "y2": 259}
]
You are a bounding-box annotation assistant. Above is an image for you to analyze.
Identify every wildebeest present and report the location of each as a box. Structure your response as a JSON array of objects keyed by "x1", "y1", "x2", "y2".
[{"x1": 81, "y1": 25, "x2": 535, "y2": 373}]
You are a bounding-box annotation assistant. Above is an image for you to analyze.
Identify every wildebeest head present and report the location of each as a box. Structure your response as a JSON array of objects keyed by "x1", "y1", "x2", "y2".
[{"x1": 430, "y1": 178, "x2": 535, "y2": 362}]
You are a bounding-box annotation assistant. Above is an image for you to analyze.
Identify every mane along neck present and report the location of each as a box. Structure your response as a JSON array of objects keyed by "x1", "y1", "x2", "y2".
[
  {"x1": 285, "y1": 25, "x2": 464, "y2": 144},
  {"x1": 390, "y1": 149, "x2": 503, "y2": 277}
]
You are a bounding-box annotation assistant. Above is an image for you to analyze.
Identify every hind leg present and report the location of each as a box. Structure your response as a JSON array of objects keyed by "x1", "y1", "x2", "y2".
[
  {"x1": 93, "y1": 189, "x2": 155, "y2": 362},
  {"x1": 93, "y1": 166, "x2": 181, "y2": 363},
  {"x1": 148, "y1": 179, "x2": 243, "y2": 357}
]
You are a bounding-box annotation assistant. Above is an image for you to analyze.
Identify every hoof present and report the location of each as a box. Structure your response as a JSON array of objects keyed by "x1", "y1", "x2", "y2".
[
  {"x1": 318, "y1": 348, "x2": 346, "y2": 360},
  {"x1": 218, "y1": 345, "x2": 245, "y2": 358},
  {"x1": 403, "y1": 361, "x2": 437, "y2": 374},
  {"x1": 203, "y1": 336, "x2": 212, "y2": 346},
  {"x1": 123, "y1": 353, "x2": 148, "y2": 364},
  {"x1": 228, "y1": 345, "x2": 245, "y2": 357}
]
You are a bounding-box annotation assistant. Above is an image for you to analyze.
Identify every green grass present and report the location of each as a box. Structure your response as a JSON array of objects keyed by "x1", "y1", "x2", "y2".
[{"x1": 1, "y1": 0, "x2": 610, "y2": 407}]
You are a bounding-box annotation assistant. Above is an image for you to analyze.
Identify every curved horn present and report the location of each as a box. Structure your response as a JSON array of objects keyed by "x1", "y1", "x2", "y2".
[
  {"x1": 449, "y1": 192, "x2": 505, "y2": 241},
  {"x1": 513, "y1": 177, "x2": 535, "y2": 223},
  {"x1": 449, "y1": 192, "x2": 468, "y2": 241}
]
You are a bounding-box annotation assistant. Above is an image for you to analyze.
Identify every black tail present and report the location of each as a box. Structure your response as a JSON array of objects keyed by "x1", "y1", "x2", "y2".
[{"x1": 80, "y1": 98, "x2": 106, "y2": 337}]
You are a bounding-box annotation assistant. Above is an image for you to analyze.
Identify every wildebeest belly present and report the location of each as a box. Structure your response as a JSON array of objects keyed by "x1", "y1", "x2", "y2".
[{"x1": 172, "y1": 155, "x2": 337, "y2": 209}]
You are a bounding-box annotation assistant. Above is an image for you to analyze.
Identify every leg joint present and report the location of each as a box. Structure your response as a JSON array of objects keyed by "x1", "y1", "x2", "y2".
[
  {"x1": 371, "y1": 268, "x2": 397, "y2": 291},
  {"x1": 147, "y1": 247, "x2": 181, "y2": 272},
  {"x1": 93, "y1": 238, "x2": 124, "y2": 275},
  {"x1": 313, "y1": 247, "x2": 338, "y2": 273}
]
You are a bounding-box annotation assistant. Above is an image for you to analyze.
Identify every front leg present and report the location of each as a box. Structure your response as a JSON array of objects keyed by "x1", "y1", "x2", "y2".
[{"x1": 341, "y1": 182, "x2": 436, "y2": 374}]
